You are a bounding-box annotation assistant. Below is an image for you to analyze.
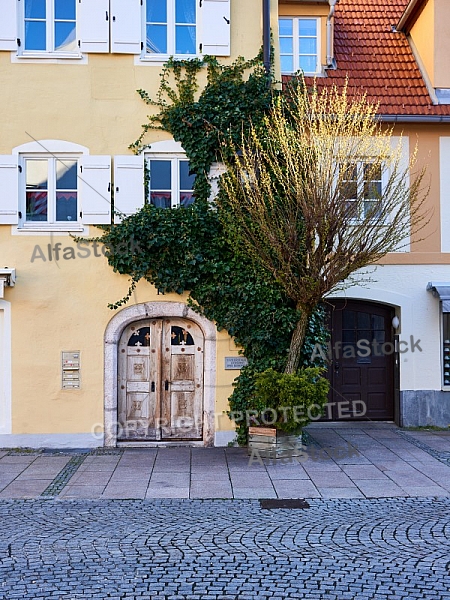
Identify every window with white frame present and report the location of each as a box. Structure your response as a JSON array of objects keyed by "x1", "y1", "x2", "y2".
[
  {"x1": 0, "y1": 141, "x2": 113, "y2": 229},
  {"x1": 22, "y1": 157, "x2": 78, "y2": 225},
  {"x1": 340, "y1": 161, "x2": 383, "y2": 221},
  {"x1": 21, "y1": 0, "x2": 77, "y2": 53},
  {"x1": 279, "y1": 17, "x2": 320, "y2": 75},
  {"x1": 147, "y1": 156, "x2": 196, "y2": 208},
  {"x1": 0, "y1": 0, "x2": 230, "y2": 57},
  {"x1": 145, "y1": 0, "x2": 197, "y2": 56}
]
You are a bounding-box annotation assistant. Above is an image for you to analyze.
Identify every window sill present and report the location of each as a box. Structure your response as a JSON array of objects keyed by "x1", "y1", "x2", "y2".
[
  {"x1": 13, "y1": 225, "x2": 87, "y2": 235},
  {"x1": 281, "y1": 71, "x2": 323, "y2": 77},
  {"x1": 12, "y1": 52, "x2": 87, "y2": 64},
  {"x1": 136, "y1": 53, "x2": 199, "y2": 66}
]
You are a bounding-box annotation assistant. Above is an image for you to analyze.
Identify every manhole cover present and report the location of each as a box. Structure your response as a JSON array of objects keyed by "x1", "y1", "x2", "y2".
[{"x1": 259, "y1": 499, "x2": 310, "y2": 509}]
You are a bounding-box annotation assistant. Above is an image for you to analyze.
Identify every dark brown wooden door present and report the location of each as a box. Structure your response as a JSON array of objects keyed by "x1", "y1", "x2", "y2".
[{"x1": 325, "y1": 301, "x2": 395, "y2": 421}]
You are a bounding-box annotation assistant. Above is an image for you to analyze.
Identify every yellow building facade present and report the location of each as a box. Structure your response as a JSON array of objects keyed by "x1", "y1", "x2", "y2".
[
  {"x1": 2, "y1": 0, "x2": 450, "y2": 448},
  {"x1": 0, "y1": 0, "x2": 271, "y2": 447}
]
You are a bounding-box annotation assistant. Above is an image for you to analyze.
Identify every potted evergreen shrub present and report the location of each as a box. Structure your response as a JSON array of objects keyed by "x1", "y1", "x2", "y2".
[{"x1": 248, "y1": 367, "x2": 329, "y2": 458}]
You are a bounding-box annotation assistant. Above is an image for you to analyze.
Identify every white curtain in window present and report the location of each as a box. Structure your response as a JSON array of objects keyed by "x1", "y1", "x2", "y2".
[{"x1": 176, "y1": 0, "x2": 195, "y2": 49}]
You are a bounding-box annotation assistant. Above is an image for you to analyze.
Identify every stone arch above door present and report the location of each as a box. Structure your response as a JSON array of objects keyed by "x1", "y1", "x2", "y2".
[{"x1": 104, "y1": 302, "x2": 216, "y2": 447}]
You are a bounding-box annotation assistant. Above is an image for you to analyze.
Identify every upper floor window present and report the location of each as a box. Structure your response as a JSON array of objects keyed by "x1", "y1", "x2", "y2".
[
  {"x1": 341, "y1": 162, "x2": 383, "y2": 221},
  {"x1": 23, "y1": 0, "x2": 77, "y2": 53},
  {"x1": 279, "y1": 17, "x2": 320, "y2": 75},
  {"x1": 145, "y1": 0, "x2": 197, "y2": 56},
  {"x1": 148, "y1": 156, "x2": 196, "y2": 208},
  {"x1": 0, "y1": 0, "x2": 230, "y2": 58}
]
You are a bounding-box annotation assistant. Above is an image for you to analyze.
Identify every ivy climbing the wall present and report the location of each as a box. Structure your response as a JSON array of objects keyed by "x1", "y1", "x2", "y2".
[{"x1": 87, "y1": 52, "x2": 329, "y2": 444}]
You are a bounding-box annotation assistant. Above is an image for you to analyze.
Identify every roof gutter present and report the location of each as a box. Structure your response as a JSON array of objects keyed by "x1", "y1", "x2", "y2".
[
  {"x1": 379, "y1": 114, "x2": 450, "y2": 123},
  {"x1": 263, "y1": 0, "x2": 271, "y2": 74},
  {"x1": 397, "y1": 0, "x2": 425, "y2": 32},
  {"x1": 326, "y1": 0, "x2": 337, "y2": 67}
]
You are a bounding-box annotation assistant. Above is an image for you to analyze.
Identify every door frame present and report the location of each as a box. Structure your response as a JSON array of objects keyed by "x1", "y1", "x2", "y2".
[
  {"x1": 104, "y1": 302, "x2": 217, "y2": 447},
  {"x1": 327, "y1": 288, "x2": 414, "y2": 427}
]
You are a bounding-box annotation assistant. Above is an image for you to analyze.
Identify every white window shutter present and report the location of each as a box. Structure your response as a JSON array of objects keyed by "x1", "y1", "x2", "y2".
[
  {"x1": 110, "y1": 0, "x2": 141, "y2": 54},
  {"x1": 0, "y1": 0, "x2": 17, "y2": 51},
  {"x1": 0, "y1": 156, "x2": 19, "y2": 225},
  {"x1": 114, "y1": 155, "x2": 144, "y2": 222},
  {"x1": 80, "y1": 156, "x2": 111, "y2": 225},
  {"x1": 208, "y1": 161, "x2": 227, "y2": 201},
  {"x1": 201, "y1": 0, "x2": 230, "y2": 56},
  {"x1": 78, "y1": 0, "x2": 110, "y2": 53}
]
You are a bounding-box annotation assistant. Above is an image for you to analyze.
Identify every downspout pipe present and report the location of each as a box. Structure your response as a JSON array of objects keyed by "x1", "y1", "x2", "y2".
[
  {"x1": 326, "y1": 0, "x2": 337, "y2": 67},
  {"x1": 263, "y1": 0, "x2": 271, "y2": 74}
]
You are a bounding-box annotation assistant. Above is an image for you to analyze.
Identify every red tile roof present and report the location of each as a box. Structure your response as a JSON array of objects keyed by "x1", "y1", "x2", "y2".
[{"x1": 282, "y1": 0, "x2": 450, "y2": 118}]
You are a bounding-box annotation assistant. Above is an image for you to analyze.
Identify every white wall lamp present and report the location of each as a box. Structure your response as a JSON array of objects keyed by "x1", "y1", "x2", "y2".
[{"x1": 0, "y1": 268, "x2": 16, "y2": 298}]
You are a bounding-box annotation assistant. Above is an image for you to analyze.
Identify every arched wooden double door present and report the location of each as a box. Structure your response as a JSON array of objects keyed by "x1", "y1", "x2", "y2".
[{"x1": 118, "y1": 318, "x2": 204, "y2": 441}]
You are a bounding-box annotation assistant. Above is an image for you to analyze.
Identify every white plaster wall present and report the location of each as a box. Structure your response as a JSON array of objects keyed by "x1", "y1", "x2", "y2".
[
  {"x1": 0, "y1": 433, "x2": 102, "y2": 449},
  {"x1": 0, "y1": 300, "x2": 12, "y2": 434},
  {"x1": 440, "y1": 137, "x2": 450, "y2": 253},
  {"x1": 327, "y1": 264, "x2": 446, "y2": 391}
]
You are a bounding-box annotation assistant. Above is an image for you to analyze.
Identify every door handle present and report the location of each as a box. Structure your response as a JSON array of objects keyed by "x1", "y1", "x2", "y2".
[
  {"x1": 165, "y1": 380, "x2": 169, "y2": 391},
  {"x1": 151, "y1": 381, "x2": 155, "y2": 392},
  {"x1": 334, "y1": 361, "x2": 340, "y2": 374}
]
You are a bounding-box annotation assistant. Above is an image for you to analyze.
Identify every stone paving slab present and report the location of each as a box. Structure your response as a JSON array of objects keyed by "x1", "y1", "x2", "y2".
[
  {"x1": 0, "y1": 479, "x2": 54, "y2": 498},
  {"x1": 0, "y1": 424, "x2": 449, "y2": 499},
  {"x1": 317, "y1": 486, "x2": 364, "y2": 498},
  {"x1": 404, "y1": 430, "x2": 450, "y2": 452},
  {"x1": 190, "y1": 481, "x2": 233, "y2": 498}
]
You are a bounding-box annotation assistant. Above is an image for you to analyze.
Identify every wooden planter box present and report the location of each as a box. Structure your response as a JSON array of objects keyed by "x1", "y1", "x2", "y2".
[{"x1": 248, "y1": 426, "x2": 303, "y2": 459}]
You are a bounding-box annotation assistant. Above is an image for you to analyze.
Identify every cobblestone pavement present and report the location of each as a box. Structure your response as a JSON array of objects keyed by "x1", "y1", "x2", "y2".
[{"x1": 0, "y1": 497, "x2": 449, "y2": 599}]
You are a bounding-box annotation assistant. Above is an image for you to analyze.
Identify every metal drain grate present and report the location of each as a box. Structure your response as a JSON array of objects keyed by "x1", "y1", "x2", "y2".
[{"x1": 259, "y1": 499, "x2": 310, "y2": 509}]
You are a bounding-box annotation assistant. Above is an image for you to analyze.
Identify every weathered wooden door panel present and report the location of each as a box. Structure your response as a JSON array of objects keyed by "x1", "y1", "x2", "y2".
[
  {"x1": 118, "y1": 318, "x2": 204, "y2": 441},
  {"x1": 118, "y1": 322, "x2": 159, "y2": 440},
  {"x1": 161, "y1": 319, "x2": 204, "y2": 440}
]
